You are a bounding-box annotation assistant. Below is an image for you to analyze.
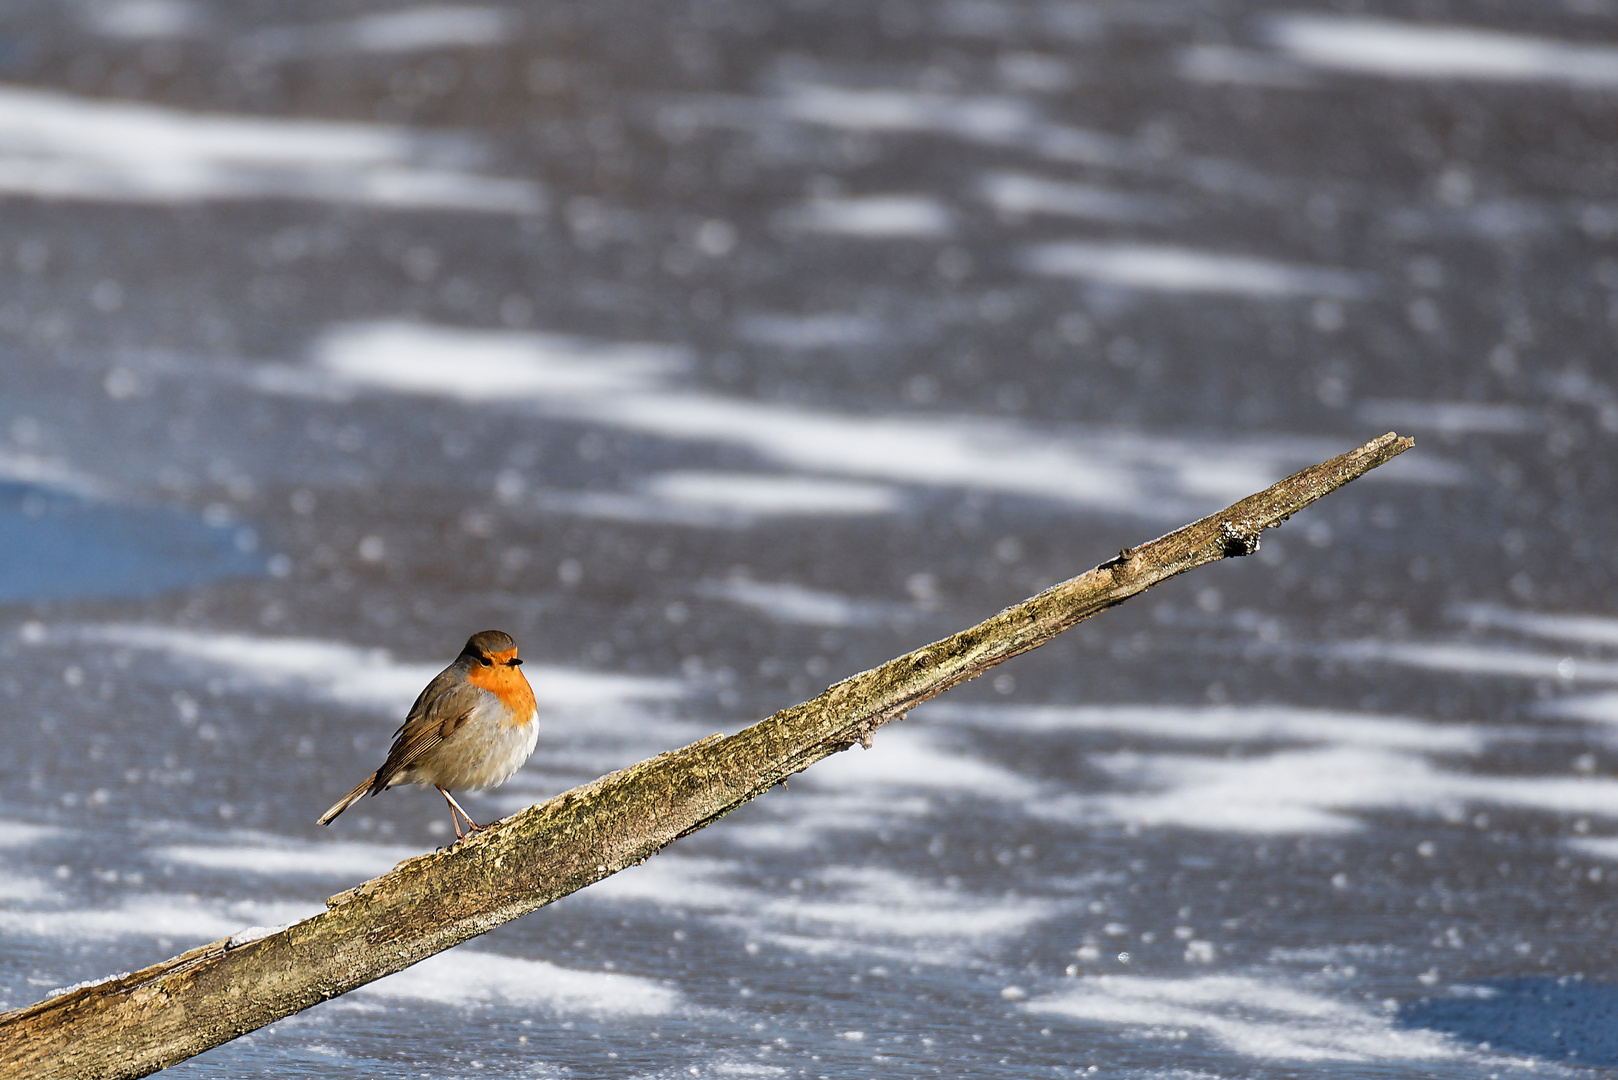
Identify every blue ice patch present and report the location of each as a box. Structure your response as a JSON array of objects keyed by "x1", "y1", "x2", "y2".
[
  {"x1": 1399, "y1": 976, "x2": 1618, "y2": 1064},
  {"x1": 0, "y1": 482, "x2": 263, "y2": 601}
]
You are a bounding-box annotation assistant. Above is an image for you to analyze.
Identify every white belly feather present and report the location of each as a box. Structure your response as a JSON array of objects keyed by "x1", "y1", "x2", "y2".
[{"x1": 397, "y1": 696, "x2": 539, "y2": 792}]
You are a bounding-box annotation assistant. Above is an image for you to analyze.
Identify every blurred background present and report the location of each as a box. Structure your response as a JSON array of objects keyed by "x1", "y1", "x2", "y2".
[{"x1": 2, "y1": 1, "x2": 1617, "y2": 1076}]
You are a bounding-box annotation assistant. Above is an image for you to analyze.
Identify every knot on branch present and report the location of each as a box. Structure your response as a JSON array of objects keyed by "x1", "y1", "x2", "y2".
[
  {"x1": 1099, "y1": 547, "x2": 1135, "y2": 572},
  {"x1": 1218, "y1": 521, "x2": 1261, "y2": 557}
]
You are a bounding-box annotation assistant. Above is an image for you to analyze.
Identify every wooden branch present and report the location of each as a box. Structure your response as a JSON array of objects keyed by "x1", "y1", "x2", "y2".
[{"x1": 0, "y1": 432, "x2": 1412, "y2": 1079}]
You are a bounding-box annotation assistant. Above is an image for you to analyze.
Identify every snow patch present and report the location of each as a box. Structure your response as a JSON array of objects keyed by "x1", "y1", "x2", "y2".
[
  {"x1": 314, "y1": 322, "x2": 688, "y2": 401},
  {"x1": 1568, "y1": 837, "x2": 1618, "y2": 862},
  {"x1": 922, "y1": 702, "x2": 1483, "y2": 752},
  {"x1": 79, "y1": 0, "x2": 205, "y2": 38},
  {"x1": 1538, "y1": 692, "x2": 1618, "y2": 726},
  {"x1": 1450, "y1": 603, "x2": 1618, "y2": 648},
  {"x1": 768, "y1": 83, "x2": 1136, "y2": 167},
  {"x1": 1357, "y1": 400, "x2": 1539, "y2": 437},
  {"x1": 803, "y1": 727, "x2": 1031, "y2": 799},
  {"x1": 757, "y1": 863, "x2": 1056, "y2": 942},
  {"x1": 694, "y1": 578, "x2": 921, "y2": 627},
  {"x1": 1177, "y1": 44, "x2": 1317, "y2": 88},
  {"x1": 1021, "y1": 242, "x2": 1366, "y2": 298},
  {"x1": 0, "y1": 870, "x2": 49, "y2": 901},
  {"x1": 359, "y1": 948, "x2": 681, "y2": 1015},
  {"x1": 774, "y1": 195, "x2": 954, "y2": 239},
  {"x1": 155, "y1": 838, "x2": 418, "y2": 878},
  {"x1": 0, "y1": 820, "x2": 63, "y2": 848},
  {"x1": 588, "y1": 853, "x2": 1056, "y2": 962},
  {"x1": 57, "y1": 625, "x2": 685, "y2": 713},
  {"x1": 1042, "y1": 745, "x2": 1618, "y2": 835},
  {"x1": 46, "y1": 970, "x2": 134, "y2": 998},
  {"x1": 1324, "y1": 639, "x2": 1618, "y2": 685},
  {"x1": 241, "y1": 7, "x2": 513, "y2": 60},
  {"x1": 0, "y1": 451, "x2": 107, "y2": 498},
  {"x1": 0, "y1": 896, "x2": 319, "y2": 941},
  {"x1": 642, "y1": 472, "x2": 902, "y2": 518},
  {"x1": 535, "y1": 472, "x2": 904, "y2": 526},
  {"x1": 980, "y1": 172, "x2": 1174, "y2": 223},
  {"x1": 720, "y1": 794, "x2": 934, "y2": 852},
  {"x1": 1028, "y1": 974, "x2": 1459, "y2": 1061},
  {"x1": 0, "y1": 86, "x2": 543, "y2": 212},
  {"x1": 1267, "y1": 15, "x2": 1618, "y2": 89},
  {"x1": 289, "y1": 321, "x2": 1465, "y2": 521},
  {"x1": 228, "y1": 923, "x2": 290, "y2": 948}
]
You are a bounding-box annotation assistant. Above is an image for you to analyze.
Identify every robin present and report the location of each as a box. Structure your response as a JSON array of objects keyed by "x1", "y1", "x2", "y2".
[{"x1": 318, "y1": 630, "x2": 538, "y2": 840}]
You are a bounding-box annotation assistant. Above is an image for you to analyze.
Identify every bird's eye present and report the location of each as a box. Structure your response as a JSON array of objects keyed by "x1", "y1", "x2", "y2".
[{"x1": 478, "y1": 656, "x2": 493, "y2": 667}]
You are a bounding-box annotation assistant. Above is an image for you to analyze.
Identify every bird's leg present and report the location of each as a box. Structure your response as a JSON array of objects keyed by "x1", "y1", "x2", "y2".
[
  {"x1": 437, "y1": 786, "x2": 483, "y2": 839},
  {"x1": 437, "y1": 786, "x2": 468, "y2": 839}
]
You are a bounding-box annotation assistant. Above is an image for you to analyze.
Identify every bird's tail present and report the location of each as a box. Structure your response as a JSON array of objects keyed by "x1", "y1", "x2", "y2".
[{"x1": 317, "y1": 776, "x2": 375, "y2": 826}]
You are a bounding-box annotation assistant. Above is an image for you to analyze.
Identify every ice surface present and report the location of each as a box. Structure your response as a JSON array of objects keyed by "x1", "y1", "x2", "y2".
[
  {"x1": 3, "y1": 1, "x2": 1610, "y2": 1073},
  {"x1": 733, "y1": 312, "x2": 884, "y2": 350},
  {"x1": 0, "y1": 487, "x2": 261, "y2": 602}
]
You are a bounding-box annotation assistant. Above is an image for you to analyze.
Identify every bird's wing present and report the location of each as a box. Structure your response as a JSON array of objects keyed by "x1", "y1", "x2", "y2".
[
  {"x1": 396, "y1": 664, "x2": 462, "y2": 733},
  {"x1": 370, "y1": 679, "x2": 484, "y2": 793}
]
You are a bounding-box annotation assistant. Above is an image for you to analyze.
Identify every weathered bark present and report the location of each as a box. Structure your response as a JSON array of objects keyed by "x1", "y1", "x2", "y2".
[{"x1": 0, "y1": 432, "x2": 1412, "y2": 1079}]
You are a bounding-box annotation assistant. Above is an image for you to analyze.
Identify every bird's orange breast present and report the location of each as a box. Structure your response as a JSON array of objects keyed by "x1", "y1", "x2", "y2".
[{"x1": 466, "y1": 648, "x2": 537, "y2": 727}]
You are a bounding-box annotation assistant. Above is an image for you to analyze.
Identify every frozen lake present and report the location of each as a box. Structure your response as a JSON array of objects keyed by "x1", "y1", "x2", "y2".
[{"x1": 3, "y1": 1, "x2": 1617, "y2": 1076}]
